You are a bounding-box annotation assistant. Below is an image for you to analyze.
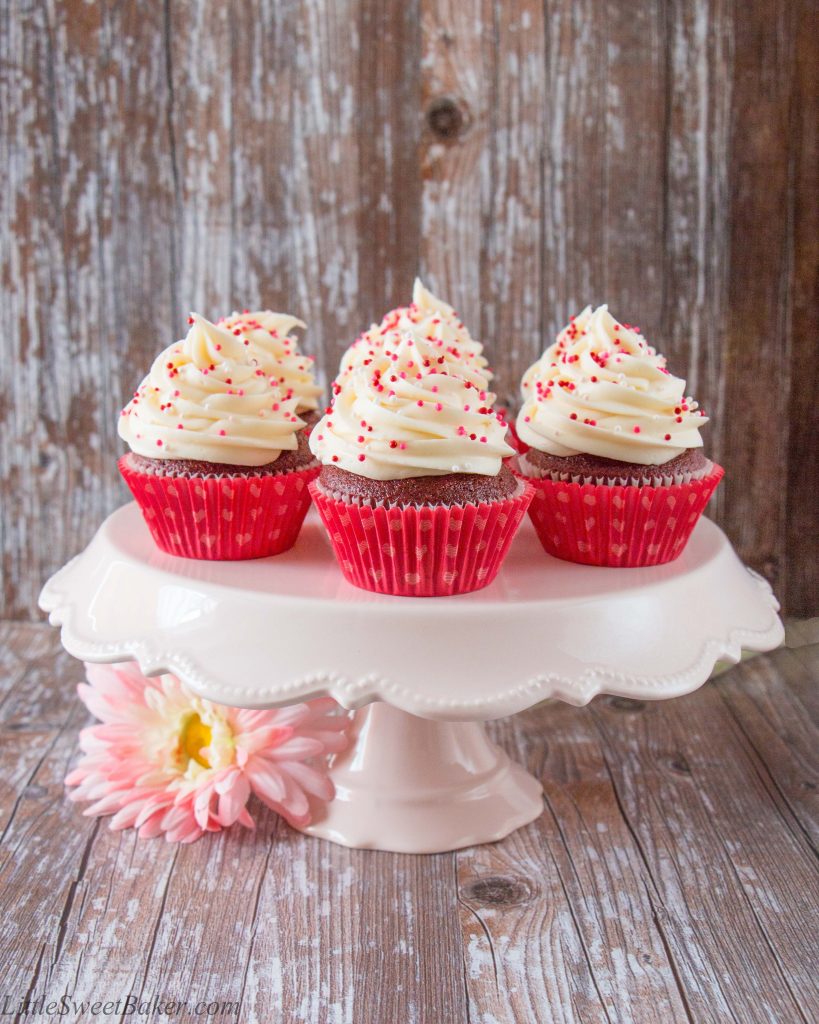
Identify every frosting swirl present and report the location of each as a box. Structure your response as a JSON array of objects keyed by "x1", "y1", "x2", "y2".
[
  {"x1": 337, "y1": 278, "x2": 492, "y2": 389},
  {"x1": 218, "y1": 309, "x2": 322, "y2": 412},
  {"x1": 516, "y1": 305, "x2": 707, "y2": 465},
  {"x1": 118, "y1": 314, "x2": 304, "y2": 466},
  {"x1": 311, "y1": 333, "x2": 512, "y2": 480}
]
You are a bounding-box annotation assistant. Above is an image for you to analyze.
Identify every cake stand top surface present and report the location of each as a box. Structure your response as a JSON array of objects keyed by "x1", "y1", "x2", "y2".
[{"x1": 39, "y1": 503, "x2": 783, "y2": 720}]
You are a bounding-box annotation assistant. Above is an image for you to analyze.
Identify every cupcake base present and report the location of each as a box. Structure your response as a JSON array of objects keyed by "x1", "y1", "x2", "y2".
[
  {"x1": 519, "y1": 446, "x2": 711, "y2": 485},
  {"x1": 119, "y1": 454, "x2": 319, "y2": 560},
  {"x1": 518, "y1": 461, "x2": 724, "y2": 567},
  {"x1": 310, "y1": 479, "x2": 533, "y2": 596},
  {"x1": 317, "y1": 463, "x2": 519, "y2": 506}
]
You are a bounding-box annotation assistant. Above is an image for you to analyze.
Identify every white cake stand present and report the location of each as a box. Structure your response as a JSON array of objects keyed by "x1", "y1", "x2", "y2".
[{"x1": 39, "y1": 503, "x2": 783, "y2": 854}]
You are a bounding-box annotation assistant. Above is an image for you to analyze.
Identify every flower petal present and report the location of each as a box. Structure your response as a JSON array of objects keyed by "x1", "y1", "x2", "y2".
[{"x1": 217, "y1": 774, "x2": 251, "y2": 827}]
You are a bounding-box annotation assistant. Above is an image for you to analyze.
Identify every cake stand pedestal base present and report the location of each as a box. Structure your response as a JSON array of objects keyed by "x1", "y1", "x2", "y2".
[{"x1": 299, "y1": 702, "x2": 544, "y2": 854}]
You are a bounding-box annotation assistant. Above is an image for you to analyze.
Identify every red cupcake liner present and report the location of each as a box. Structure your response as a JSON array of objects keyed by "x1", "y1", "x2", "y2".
[
  {"x1": 119, "y1": 455, "x2": 319, "y2": 560},
  {"x1": 309, "y1": 481, "x2": 534, "y2": 596},
  {"x1": 519, "y1": 464, "x2": 724, "y2": 567}
]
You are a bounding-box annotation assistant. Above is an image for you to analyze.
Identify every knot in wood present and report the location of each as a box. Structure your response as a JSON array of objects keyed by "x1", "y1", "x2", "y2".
[
  {"x1": 426, "y1": 97, "x2": 467, "y2": 140},
  {"x1": 606, "y1": 696, "x2": 646, "y2": 713},
  {"x1": 667, "y1": 754, "x2": 691, "y2": 775},
  {"x1": 462, "y1": 875, "x2": 534, "y2": 907}
]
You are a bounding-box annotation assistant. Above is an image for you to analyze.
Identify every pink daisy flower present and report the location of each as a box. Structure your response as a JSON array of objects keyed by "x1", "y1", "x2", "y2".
[{"x1": 65, "y1": 662, "x2": 350, "y2": 843}]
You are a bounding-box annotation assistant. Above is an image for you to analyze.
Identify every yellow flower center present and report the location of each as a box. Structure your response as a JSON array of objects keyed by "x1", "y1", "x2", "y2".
[{"x1": 180, "y1": 713, "x2": 213, "y2": 769}]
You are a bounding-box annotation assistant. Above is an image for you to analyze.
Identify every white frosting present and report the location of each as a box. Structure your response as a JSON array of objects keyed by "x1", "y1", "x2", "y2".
[
  {"x1": 520, "y1": 305, "x2": 594, "y2": 399},
  {"x1": 118, "y1": 314, "x2": 304, "y2": 466},
  {"x1": 516, "y1": 305, "x2": 707, "y2": 466},
  {"x1": 218, "y1": 310, "x2": 322, "y2": 412},
  {"x1": 337, "y1": 278, "x2": 492, "y2": 389},
  {"x1": 310, "y1": 333, "x2": 512, "y2": 480}
]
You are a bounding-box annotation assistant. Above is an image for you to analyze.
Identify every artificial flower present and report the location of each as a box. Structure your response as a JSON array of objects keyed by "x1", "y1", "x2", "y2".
[{"x1": 65, "y1": 662, "x2": 349, "y2": 843}]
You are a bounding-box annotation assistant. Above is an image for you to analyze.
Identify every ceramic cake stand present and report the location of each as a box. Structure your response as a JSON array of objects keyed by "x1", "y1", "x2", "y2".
[{"x1": 39, "y1": 503, "x2": 783, "y2": 854}]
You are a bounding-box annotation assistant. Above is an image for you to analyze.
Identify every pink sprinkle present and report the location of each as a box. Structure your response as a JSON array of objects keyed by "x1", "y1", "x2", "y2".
[
  {"x1": 219, "y1": 429, "x2": 226, "y2": 436},
  {"x1": 633, "y1": 426, "x2": 641, "y2": 433}
]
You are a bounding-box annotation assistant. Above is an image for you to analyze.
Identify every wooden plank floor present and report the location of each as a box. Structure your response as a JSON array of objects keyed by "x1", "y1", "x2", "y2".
[{"x1": 1, "y1": 621, "x2": 816, "y2": 1023}]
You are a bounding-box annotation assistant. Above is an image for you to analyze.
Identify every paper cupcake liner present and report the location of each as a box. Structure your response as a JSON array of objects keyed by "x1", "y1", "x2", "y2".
[
  {"x1": 518, "y1": 463, "x2": 724, "y2": 567},
  {"x1": 309, "y1": 481, "x2": 534, "y2": 596},
  {"x1": 119, "y1": 456, "x2": 319, "y2": 560}
]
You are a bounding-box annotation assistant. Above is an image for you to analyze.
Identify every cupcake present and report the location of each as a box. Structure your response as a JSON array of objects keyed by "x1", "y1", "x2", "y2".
[
  {"x1": 218, "y1": 309, "x2": 323, "y2": 430},
  {"x1": 308, "y1": 329, "x2": 532, "y2": 597},
  {"x1": 118, "y1": 313, "x2": 319, "y2": 560},
  {"x1": 515, "y1": 305, "x2": 723, "y2": 567},
  {"x1": 336, "y1": 278, "x2": 492, "y2": 388}
]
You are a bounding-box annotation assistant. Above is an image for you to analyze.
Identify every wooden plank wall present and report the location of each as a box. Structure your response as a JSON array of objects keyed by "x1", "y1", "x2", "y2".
[{"x1": 1, "y1": 0, "x2": 816, "y2": 620}]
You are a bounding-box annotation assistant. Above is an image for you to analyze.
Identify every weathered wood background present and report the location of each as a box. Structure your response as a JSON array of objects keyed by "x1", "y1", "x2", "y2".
[{"x1": 1, "y1": 0, "x2": 816, "y2": 619}]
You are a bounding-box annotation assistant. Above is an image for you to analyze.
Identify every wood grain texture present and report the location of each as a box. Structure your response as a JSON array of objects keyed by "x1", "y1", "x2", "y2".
[
  {"x1": 1, "y1": 622, "x2": 817, "y2": 1022},
  {"x1": 1, "y1": 0, "x2": 817, "y2": 618}
]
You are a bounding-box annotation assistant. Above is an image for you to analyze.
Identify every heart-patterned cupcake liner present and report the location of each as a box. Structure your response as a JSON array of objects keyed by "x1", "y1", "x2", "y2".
[
  {"x1": 119, "y1": 454, "x2": 319, "y2": 560},
  {"x1": 517, "y1": 463, "x2": 724, "y2": 567},
  {"x1": 309, "y1": 480, "x2": 534, "y2": 596}
]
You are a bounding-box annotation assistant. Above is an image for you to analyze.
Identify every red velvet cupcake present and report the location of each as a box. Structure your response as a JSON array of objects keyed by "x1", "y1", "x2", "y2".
[
  {"x1": 118, "y1": 313, "x2": 318, "y2": 560},
  {"x1": 515, "y1": 305, "x2": 722, "y2": 567},
  {"x1": 309, "y1": 303, "x2": 531, "y2": 596}
]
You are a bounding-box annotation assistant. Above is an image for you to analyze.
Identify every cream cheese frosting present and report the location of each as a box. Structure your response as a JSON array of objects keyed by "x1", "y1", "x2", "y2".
[
  {"x1": 218, "y1": 309, "x2": 322, "y2": 412},
  {"x1": 337, "y1": 278, "x2": 492, "y2": 389},
  {"x1": 118, "y1": 314, "x2": 304, "y2": 466},
  {"x1": 516, "y1": 305, "x2": 707, "y2": 466},
  {"x1": 311, "y1": 333, "x2": 512, "y2": 480}
]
